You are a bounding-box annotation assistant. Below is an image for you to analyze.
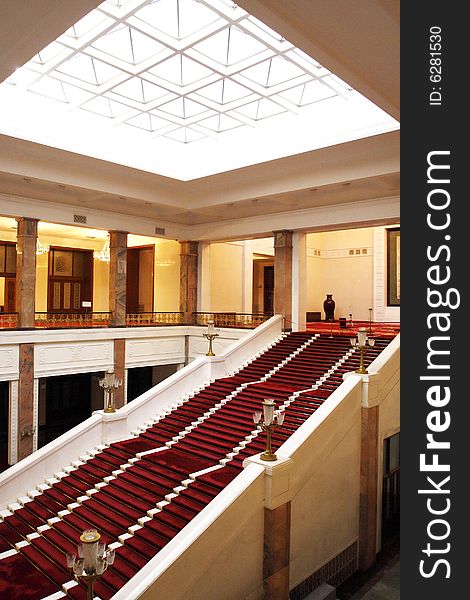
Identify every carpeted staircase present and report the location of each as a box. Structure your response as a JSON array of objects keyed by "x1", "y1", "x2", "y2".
[{"x1": 0, "y1": 332, "x2": 393, "y2": 599}]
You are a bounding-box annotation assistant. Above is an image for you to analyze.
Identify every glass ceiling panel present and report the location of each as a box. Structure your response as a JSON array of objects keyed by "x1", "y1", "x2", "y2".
[
  {"x1": 91, "y1": 24, "x2": 167, "y2": 64},
  {"x1": 133, "y1": 0, "x2": 221, "y2": 40},
  {"x1": 0, "y1": 0, "x2": 399, "y2": 179}
]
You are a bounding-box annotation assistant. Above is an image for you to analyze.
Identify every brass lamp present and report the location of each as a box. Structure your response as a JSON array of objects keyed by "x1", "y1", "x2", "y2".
[
  {"x1": 350, "y1": 327, "x2": 375, "y2": 374},
  {"x1": 253, "y1": 399, "x2": 285, "y2": 461},
  {"x1": 99, "y1": 369, "x2": 122, "y2": 413},
  {"x1": 66, "y1": 529, "x2": 115, "y2": 600},
  {"x1": 203, "y1": 320, "x2": 219, "y2": 356}
]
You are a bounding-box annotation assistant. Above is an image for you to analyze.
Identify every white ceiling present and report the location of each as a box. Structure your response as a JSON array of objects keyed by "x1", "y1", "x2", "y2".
[{"x1": 0, "y1": 0, "x2": 400, "y2": 239}]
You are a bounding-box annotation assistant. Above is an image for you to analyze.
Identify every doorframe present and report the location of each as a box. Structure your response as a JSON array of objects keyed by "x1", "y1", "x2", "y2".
[{"x1": 47, "y1": 246, "x2": 94, "y2": 313}]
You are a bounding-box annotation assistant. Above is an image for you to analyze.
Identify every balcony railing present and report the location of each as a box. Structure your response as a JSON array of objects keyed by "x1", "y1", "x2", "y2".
[
  {"x1": 194, "y1": 312, "x2": 272, "y2": 329},
  {"x1": 126, "y1": 312, "x2": 184, "y2": 326},
  {"x1": 0, "y1": 312, "x2": 18, "y2": 329},
  {"x1": 1, "y1": 311, "x2": 269, "y2": 330},
  {"x1": 35, "y1": 312, "x2": 112, "y2": 328}
]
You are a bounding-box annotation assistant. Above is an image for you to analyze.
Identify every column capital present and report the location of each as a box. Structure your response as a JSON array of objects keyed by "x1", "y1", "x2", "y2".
[
  {"x1": 16, "y1": 217, "x2": 39, "y2": 237},
  {"x1": 179, "y1": 240, "x2": 199, "y2": 256},
  {"x1": 273, "y1": 230, "x2": 293, "y2": 248}
]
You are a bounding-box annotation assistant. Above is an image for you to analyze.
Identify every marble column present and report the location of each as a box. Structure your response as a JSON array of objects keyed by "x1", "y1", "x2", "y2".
[
  {"x1": 109, "y1": 231, "x2": 128, "y2": 327},
  {"x1": 359, "y1": 405, "x2": 379, "y2": 571},
  {"x1": 114, "y1": 339, "x2": 126, "y2": 409},
  {"x1": 264, "y1": 502, "x2": 291, "y2": 599},
  {"x1": 180, "y1": 241, "x2": 199, "y2": 324},
  {"x1": 274, "y1": 230, "x2": 293, "y2": 329},
  {"x1": 16, "y1": 217, "x2": 38, "y2": 329},
  {"x1": 18, "y1": 343, "x2": 35, "y2": 461}
]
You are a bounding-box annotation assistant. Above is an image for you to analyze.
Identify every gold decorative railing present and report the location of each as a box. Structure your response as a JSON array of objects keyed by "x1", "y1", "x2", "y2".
[
  {"x1": 126, "y1": 312, "x2": 184, "y2": 326},
  {"x1": 194, "y1": 312, "x2": 271, "y2": 329},
  {"x1": 35, "y1": 312, "x2": 112, "y2": 328},
  {"x1": 0, "y1": 312, "x2": 18, "y2": 329}
]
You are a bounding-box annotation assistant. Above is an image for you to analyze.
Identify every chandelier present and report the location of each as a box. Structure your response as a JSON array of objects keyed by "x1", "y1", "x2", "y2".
[
  {"x1": 93, "y1": 238, "x2": 110, "y2": 262},
  {"x1": 36, "y1": 239, "x2": 50, "y2": 255}
]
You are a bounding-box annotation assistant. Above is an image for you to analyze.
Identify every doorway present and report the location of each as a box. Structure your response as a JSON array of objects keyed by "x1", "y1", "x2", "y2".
[
  {"x1": 263, "y1": 265, "x2": 274, "y2": 314},
  {"x1": 126, "y1": 245, "x2": 155, "y2": 313},
  {"x1": 382, "y1": 432, "x2": 400, "y2": 542},
  {"x1": 127, "y1": 364, "x2": 179, "y2": 402},
  {"x1": 38, "y1": 373, "x2": 93, "y2": 448},
  {"x1": 0, "y1": 381, "x2": 9, "y2": 472}
]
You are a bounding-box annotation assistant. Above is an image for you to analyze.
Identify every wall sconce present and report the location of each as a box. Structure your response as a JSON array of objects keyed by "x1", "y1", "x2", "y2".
[
  {"x1": 203, "y1": 320, "x2": 219, "y2": 356},
  {"x1": 350, "y1": 326, "x2": 375, "y2": 374},
  {"x1": 99, "y1": 369, "x2": 122, "y2": 413},
  {"x1": 66, "y1": 529, "x2": 115, "y2": 600},
  {"x1": 253, "y1": 399, "x2": 285, "y2": 461}
]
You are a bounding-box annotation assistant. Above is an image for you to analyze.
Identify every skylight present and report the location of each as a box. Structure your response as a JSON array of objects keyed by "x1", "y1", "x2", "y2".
[{"x1": 0, "y1": 0, "x2": 399, "y2": 180}]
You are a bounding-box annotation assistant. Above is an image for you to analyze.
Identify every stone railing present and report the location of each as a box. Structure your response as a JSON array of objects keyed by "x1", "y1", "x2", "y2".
[{"x1": 194, "y1": 311, "x2": 272, "y2": 329}]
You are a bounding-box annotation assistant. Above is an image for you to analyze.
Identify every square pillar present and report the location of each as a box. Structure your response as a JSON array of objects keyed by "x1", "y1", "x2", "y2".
[
  {"x1": 114, "y1": 339, "x2": 126, "y2": 409},
  {"x1": 18, "y1": 343, "x2": 35, "y2": 461},
  {"x1": 359, "y1": 405, "x2": 379, "y2": 570},
  {"x1": 109, "y1": 231, "x2": 128, "y2": 327},
  {"x1": 274, "y1": 231, "x2": 293, "y2": 329},
  {"x1": 244, "y1": 455, "x2": 293, "y2": 599},
  {"x1": 16, "y1": 217, "x2": 38, "y2": 329},
  {"x1": 180, "y1": 241, "x2": 199, "y2": 324}
]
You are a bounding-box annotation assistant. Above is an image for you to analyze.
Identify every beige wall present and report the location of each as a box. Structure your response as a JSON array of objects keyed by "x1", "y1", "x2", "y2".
[
  {"x1": 210, "y1": 242, "x2": 244, "y2": 312},
  {"x1": 307, "y1": 228, "x2": 374, "y2": 321},
  {"x1": 154, "y1": 240, "x2": 180, "y2": 312},
  {"x1": 128, "y1": 235, "x2": 180, "y2": 312},
  {"x1": 289, "y1": 382, "x2": 362, "y2": 588}
]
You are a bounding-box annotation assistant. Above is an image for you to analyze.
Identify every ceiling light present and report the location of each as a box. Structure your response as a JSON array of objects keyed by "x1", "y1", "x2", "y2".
[{"x1": 93, "y1": 237, "x2": 110, "y2": 262}]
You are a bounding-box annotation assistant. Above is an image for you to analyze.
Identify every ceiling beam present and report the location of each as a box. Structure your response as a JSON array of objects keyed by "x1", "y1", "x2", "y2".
[{"x1": 0, "y1": 0, "x2": 102, "y2": 84}]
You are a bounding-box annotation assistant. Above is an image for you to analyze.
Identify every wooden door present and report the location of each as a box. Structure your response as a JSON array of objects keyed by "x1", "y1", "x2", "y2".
[
  {"x1": 5, "y1": 278, "x2": 15, "y2": 312},
  {"x1": 263, "y1": 265, "x2": 274, "y2": 314}
]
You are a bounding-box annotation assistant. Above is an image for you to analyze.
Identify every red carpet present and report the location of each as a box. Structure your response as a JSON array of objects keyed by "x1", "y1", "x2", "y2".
[{"x1": 0, "y1": 330, "x2": 397, "y2": 598}]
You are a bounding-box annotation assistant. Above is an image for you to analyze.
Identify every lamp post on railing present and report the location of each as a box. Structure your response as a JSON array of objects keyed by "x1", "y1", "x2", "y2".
[
  {"x1": 253, "y1": 399, "x2": 285, "y2": 461},
  {"x1": 66, "y1": 529, "x2": 115, "y2": 600},
  {"x1": 99, "y1": 369, "x2": 122, "y2": 413},
  {"x1": 203, "y1": 320, "x2": 219, "y2": 356},
  {"x1": 350, "y1": 327, "x2": 375, "y2": 374}
]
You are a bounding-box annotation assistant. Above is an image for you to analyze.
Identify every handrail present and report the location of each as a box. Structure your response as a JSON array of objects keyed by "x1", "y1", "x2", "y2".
[
  {"x1": 194, "y1": 311, "x2": 272, "y2": 328},
  {"x1": 126, "y1": 312, "x2": 184, "y2": 326},
  {"x1": 34, "y1": 311, "x2": 112, "y2": 328}
]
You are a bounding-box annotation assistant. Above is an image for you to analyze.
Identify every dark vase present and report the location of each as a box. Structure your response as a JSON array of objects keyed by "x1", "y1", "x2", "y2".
[{"x1": 323, "y1": 294, "x2": 335, "y2": 321}]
